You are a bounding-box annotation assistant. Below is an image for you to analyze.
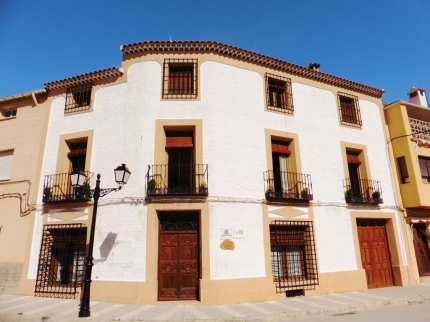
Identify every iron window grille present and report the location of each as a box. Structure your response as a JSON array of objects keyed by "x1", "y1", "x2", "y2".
[
  {"x1": 65, "y1": 83, "x2": 92, "y2": 114},
  {"x1": 270, "y1": 220, "x2": 319, "y2": 292},
  {"x1": 3, "y1": 108, "x2": 17, "y2": 118},
  {"x1": 35, "y1": 224, "x2": 87, "y2": 298},
  {"x1": 338, "y1": 92, "x2": 362, "y2": 127},
  {"x1": 266, "y1": 73, "x2": 293, "y2": 114},
  {"x1": 162, "y1": 59, "x2": 198, "y2": 99}
]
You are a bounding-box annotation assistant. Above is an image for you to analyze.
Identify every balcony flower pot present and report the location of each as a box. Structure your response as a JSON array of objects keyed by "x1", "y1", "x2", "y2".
[
  {"x1": 43, "y1": 187, "x2": 52, "y2": 197},
  {"x1": 77, "y1": 183, "x2": 91, "y2": 199},
  {"x1": 372, "y1": 191, "x2": 381, "y2": 203},
  {"x1": 344, "y1": 189, "x2": 353, "y2": 202},
  {"x1": 301, "y1": 188, "x2": 309, "y2": 199},
  {"x1": 265, "y1": 185, "x2": 275, "y2": 198},
  {"x1": 199, "y1": 182, "x2": 208, "y2": 195},
  {"x1": 147, "y1": 179, "x2": 156, "y2": 195}
]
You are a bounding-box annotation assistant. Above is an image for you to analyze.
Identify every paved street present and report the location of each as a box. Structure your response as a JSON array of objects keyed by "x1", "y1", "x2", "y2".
[
  {"x1": 294, "y1": 300, "x2": 430, "y2": 322},
  {"x1": 0, "y1": 283, "x2": 429, "y2": 321}
]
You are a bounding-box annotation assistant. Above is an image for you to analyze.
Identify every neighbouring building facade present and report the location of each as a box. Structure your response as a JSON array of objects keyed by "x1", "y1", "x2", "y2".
[
  {"x1": 0, "y1": 89, "x2": 49, "y2": 294},
  {"x1": 1, "y1": 41, "x2": 418, "y2": 305},
  {"x1": 385, "y1": 88, "x2": 430, "y2": 282}
]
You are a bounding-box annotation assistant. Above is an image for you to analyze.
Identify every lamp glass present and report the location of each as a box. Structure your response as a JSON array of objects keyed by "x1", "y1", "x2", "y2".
[
  {"x1": 114, "y1": 164, "x2": 131, "y2": 185},
  {"x1": 70, "y1": 170, "x2": 86, "y2": 186}
]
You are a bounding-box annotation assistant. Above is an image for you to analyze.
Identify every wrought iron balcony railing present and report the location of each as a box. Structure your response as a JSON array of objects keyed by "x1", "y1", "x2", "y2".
[
  {"x1": 343, "y1": 178, "x2": 383, "y2": 204},
  {"x1": 146, "y1": 164, "x2": 208, "y2": 196},
  {"x1": 42, "y1": 172, "x2": 94, "y2": 203},
  {"x1": 264, "y1": 171, "x2": 313, "y2": 201}
]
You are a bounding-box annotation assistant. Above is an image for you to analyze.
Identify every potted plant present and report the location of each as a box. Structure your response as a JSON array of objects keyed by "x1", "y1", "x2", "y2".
[
  {"x1": 76, "y1": 183, "x2": 91, "y2": 199},
  {"x1": 147, "y1": 179, "x2": 156, "y2": 194},
  {"x1": 43, "y1": 187, "x2": 52, "y2": 197},
  {"x1": 344, "y1": 189, "x2": 353, "y2": 200},
  {"x1": 372, "y1": 190, "x2": 381, "y2": 202},
  {"x1": 265, "y1": 185, "x2": 275, "y2": 198},
  {"x1": 301, "y1": 188, "x2": 309, "y2": 199},
  {"x1": 199, "y1": 182, "x2": 208, "y2": 194}
]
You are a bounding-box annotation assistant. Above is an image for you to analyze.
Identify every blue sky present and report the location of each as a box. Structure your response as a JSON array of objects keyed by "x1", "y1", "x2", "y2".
[{"x1": 1, "y1": 0, "x2": 429, "y2": 103}]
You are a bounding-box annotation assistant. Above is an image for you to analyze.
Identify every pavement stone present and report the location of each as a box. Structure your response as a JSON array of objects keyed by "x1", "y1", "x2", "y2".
[{"x1": 0, "y1": 282, "x2": 429, "y2": 322}]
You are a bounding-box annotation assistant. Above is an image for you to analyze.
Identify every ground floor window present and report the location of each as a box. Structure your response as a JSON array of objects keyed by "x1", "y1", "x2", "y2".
[
  {"x1": 270, "y1": 220, "x2": 319, "y2": 292},
  {"x1": 35, "y1": 224, "x2": 87, "y2": 298}
]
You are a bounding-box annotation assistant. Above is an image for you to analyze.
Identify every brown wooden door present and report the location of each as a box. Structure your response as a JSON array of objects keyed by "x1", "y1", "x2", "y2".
[
  {"x1": 357, "y1": 220, "x2": 393, "y2": 288},
  {"x1": 158, "y1": 213, "x2": 199, "y2": 301},
  {"x1": 412, "y1": 225, "x2": 430, "y2": 277}
]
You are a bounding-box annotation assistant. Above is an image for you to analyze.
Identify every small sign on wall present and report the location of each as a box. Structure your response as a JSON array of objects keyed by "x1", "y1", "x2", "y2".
[
  {"x1": 234, "y1": 229, "x2": 245, "y2": 239},
  {"x1": 220, "y1": 228, "x2": 233, "y2": 240}
]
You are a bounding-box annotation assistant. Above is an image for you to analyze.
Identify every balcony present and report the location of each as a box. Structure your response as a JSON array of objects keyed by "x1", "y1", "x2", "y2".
[
  {"x1": 264, "y1": 171, "x2": 313, "y2": 201},
  {"x1": 343, "y1": 179, "x2": 383, "y2": 204},
  {"x1": 42, "y1": 172, "x2": 94, "y2": 203},
  {"x1": 146, "y1": 164, "x2": 208, "y2": 196}
]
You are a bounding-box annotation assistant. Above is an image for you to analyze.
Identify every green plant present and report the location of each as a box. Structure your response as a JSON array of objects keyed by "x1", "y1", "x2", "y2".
[
  {"x1": 372, "y1": 190, "x2": 381, "y2": 199},
  {"x1": 43, "y1": 187, "x2": 51, "y2": 196},
  {"x1": 80, "y1": 183, "x2": 91, "y2": 191},
  {"x1": 199, "y1": 181, "x2": 207, "y2": 189},
  {"x1": 301, "y1": 188, "x2": 309, "y2": 195},
  {"x1": 345, "y1": 189, "x2": 353, "y2": 198},
  {"x1": 147, "y1": 179, "x2": 156, "y2": 189},
  {"x1": 266, "y1": 185, "x2": 274, "y2": 193}
]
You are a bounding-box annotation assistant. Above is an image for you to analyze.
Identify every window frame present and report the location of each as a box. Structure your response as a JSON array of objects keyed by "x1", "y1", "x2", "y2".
[
  {"x1": 418, "y1": 156, "x2": 430, "y2": 183},
  {"x1": 3, "y1": 108, "x2": 17, "y2": 118},
  {"x1": 338, "y1": 92, "x2": 362, "y2": 127},
  {"x1": 397, "y1": 156, "x2": 410, "y2": 184},
  {"x1": 269, "y1": 220, "x2": 319, "y2": 291},
  {"x1": 65, "y1": 83, "x2": 93, "y2": 114},
  {"x1": 0, "y1": 150, "x2": 13, "y2": 181},
  {"x1": 162, "y1": 59, "x2": 198, "y2": 99},
  {"x1": 265, "y1": 73, "x2": 293, "y2": 114}
]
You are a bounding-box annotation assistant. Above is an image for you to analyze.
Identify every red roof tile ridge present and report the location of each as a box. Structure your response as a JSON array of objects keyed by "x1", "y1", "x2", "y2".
[{"x1": 121, "y1": 40, "x2": 384, "y2": 98}]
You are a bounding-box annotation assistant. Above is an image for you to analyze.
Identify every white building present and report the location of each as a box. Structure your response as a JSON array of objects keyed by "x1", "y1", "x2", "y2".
[{"x1": 17, "y1": 41, "x2": 414, "y2": 304}]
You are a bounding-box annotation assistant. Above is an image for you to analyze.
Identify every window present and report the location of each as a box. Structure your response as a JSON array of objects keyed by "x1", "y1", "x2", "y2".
[
  {"x1": 397, "y1": 156, "x2": 410, "y2": 184},
  {"x1": 35, "y1": 224, "x2": 87, "y2": 298},
  {"x1": 65, "y1": 83, "x2": 92, "y2": 114},
  {"x1": 3, "y1": 109, "x2": 17, "y2": 118},
  {"x1": 270, "y1": 220, "x2": 318, "y2": 291},
  {"x1": 0, "y1": 150, "x2": 13, "y2": 180},
  {"x1": 162, "y1": 59, "x2": 198, "y2": 99},
  {"x1": 338, "y1": 92, "x2": 362, "y2": 127},
  {"x1": 265, "y1": 74, "x2": 293, "y2": 114},
  {"x1": 419, "y1": 156, "x2": 430, "y2": 183}
]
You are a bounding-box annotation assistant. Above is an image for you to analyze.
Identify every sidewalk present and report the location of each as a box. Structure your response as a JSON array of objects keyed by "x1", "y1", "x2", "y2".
[{"x1": 1, "y1": 283, "x2": 430, "y2": 322}]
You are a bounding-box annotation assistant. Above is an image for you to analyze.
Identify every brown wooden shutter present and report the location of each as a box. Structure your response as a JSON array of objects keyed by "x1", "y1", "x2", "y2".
[
  {"x1": 347, "y1": 153, "x2": 361, "y2": 165},
  {"x1": 271, "y1": 141, "x2": 291, "y2": 156},
  {"x1": 67, "y1": 148, "x2": 87, "y2": 158},
  {"x1": 166, "y1": 132, "x2": 193, "y2": 148}
]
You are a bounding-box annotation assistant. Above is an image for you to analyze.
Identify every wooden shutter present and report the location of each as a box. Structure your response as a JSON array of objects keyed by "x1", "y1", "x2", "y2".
[
  {"x1": 271, "y1": 141, "x2": 291, "y2": 156},
  {"x1": 0, "y1": 150, "x2": 13, "y2": 180},
  {"x1": 419, "y1": 157, "x2": 429, "y2": 178},
  {"x1": 166, "y1": 132, "x2": 193, "y2": 148},
  {"x1": 347, "y1": 153, "x2": 361, "y2": 165}
]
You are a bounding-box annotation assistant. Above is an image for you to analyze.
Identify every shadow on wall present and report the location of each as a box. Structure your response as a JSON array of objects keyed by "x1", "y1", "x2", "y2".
[{"x1": 95, "y1": 232, "x2": 118, "y2": 263}]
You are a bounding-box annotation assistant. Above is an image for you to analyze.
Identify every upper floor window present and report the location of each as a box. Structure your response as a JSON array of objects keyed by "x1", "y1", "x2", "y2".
[
  {"x1": 338, "y1": 92, "x2": 362, "y2": 127},
  {"x1": 0, "y1": 150, "x2": 13, "y2": 180},
  {"x1": 418, "y1": 156, "x2": 430, "y2": 183},
  {"x1": 3, "y1": 109, "x2": 17, "y2": 118},
  {"x1": 397, "y1": 156, "x2": 410, "y2": 184},
  {"x1": 65, "y1": 83, "x2": 92, "y2": 114},
  {"x1": 163, "y1": 59, "x2": 198, "y2": 99},
  {"x1": 265, "y1": 74, "x2": 293, "y2": 114}
]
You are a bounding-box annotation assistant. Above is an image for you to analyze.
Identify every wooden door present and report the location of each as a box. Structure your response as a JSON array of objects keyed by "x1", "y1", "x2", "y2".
[
  {"x1": 357, "y1": 220, "x2": 393, "y2": 288},
  {"x1": 158, "y1": 212, "x2": 199, "y2": 301},
  {"x1": 412, "y1": 225, "x2": 430, "y2": 277}
]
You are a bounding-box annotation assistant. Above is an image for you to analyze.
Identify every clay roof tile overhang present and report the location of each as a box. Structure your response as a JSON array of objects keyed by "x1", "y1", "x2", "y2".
[
  {"x1": 44, "y1": 67, "x2": 123, "y2": 91},
  {"x1": 121, "y1": 40, "x2": 384, "y2": 98}
]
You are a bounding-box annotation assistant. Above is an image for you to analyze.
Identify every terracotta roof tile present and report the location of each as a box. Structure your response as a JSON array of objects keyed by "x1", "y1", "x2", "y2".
[
  {"x1": 121, "y1": 41, "x2": 384, "y2": 98},
  {"x1": 45, "y1": 67, "x2": 123, "y2": 90}
]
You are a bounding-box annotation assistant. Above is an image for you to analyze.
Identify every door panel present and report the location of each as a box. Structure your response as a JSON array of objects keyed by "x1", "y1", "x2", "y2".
[
  {"x1": 158, "y1": 213, "x2": 199, "y2": 301},
  {"x1": 357, "y1": 220, "x2": 393, "y2": 288}
]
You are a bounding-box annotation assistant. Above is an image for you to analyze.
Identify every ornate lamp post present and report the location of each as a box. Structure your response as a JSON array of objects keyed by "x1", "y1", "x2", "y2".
[{"x1": 77, "y1": 164, "x2": 131, "y2": 318}]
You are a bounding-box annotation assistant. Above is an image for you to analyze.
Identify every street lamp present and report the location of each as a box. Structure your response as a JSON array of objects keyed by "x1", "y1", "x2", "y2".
[{"x1": 78, "y1": 164, "x2": 131, "y2": 318}]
